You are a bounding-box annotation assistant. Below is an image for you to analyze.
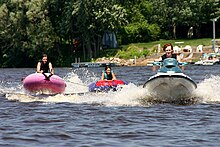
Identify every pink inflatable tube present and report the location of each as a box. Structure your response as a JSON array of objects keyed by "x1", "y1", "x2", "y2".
[{"x1": 23, "y1": 73, "x2": 66, "y2": 94}]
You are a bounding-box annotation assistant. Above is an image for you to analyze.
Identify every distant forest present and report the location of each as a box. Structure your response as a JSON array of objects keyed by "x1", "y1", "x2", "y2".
[{"x1": 0, "y1": 0, "x2": 220, "y2": 67}]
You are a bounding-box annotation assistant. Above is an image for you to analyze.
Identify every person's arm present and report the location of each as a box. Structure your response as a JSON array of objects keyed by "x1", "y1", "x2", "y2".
[
  {"x1": 112, "y1": 72, "x2": 117, "y2": 80},
  {"x1": 49, "y1": 62, "x2": 54, "y2": 74},
  {"x1": 154, "y1": 57, "x2": 162, "y2": 62},
  {"x1": 176, "y1": 55, "x2": 185, "y2": 71},
  {"x1": 176, "y1": 55, "x2": 181, "y2": 62},
  {"x1": 101, "y1": 72, "x2": 105, "y2": 80},
  {"x1": 36, "y1": 62, "x2": 42, "y2": 73}
]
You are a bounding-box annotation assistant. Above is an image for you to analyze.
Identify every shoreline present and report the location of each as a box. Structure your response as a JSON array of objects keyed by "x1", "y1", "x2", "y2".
[
  {"x1": 96, "y1": 46, "x2": 219, "y2": 67},
  {"x1": 71, "y1": 47, "x2": 219, "y2": 68}
]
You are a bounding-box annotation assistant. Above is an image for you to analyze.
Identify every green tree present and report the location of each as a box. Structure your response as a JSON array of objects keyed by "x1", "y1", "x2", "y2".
[
  {"x1": 72, "y1": 0, "x2": 127, "y2": 60},
  {"x1": 150, "y1": 0, "x2": 220, "y2": 39},
  {"x1": 26, "y1": 0, "x2": 58, "y2": 64},
  {"x1": 0, "y1": 0, "x2": 58, "y2": 67},
  {"x1": 188, "y1": 0, "x2": 220, "y2": 38},
  {"x1": 119, "y1": 0, "x2": 160, "y2": 44},
  {"x1": 0, "y1": 1, "x2": 29, "y2": 67}
]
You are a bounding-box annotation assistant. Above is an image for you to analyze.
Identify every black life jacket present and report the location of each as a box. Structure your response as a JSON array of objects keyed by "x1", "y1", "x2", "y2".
[
  {"x1": 40, "y1": 61, "x2": 50, "y2": 73},
  {"x1": 161, "y1": 54, "x2": 177, "y2": 61}
]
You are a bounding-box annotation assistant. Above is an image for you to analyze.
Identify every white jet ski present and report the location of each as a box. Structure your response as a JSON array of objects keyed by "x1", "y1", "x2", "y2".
[{"x1": 143, "y1": 58, "x2": 197, "y2": 103}]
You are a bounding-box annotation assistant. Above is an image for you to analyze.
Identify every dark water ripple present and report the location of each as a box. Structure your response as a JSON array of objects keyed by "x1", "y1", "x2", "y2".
[{"x1": 1, "y1": 101, "x2": 220, "y2": 146}]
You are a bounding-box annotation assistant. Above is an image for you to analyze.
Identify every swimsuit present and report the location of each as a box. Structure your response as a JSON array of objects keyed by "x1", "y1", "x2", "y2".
[
  {"x1": 40, "y1": 61, "x2": 50, "y2": 73},
  {"x1": 102, "y1": 70, "x2": 113, "y2": 80},
  {"x1": 161, "y1": 54, "x2": 177, "y2": 61}
]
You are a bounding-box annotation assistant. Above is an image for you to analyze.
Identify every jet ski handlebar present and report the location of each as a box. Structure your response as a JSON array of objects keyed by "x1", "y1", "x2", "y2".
[{"x1": 153, "y1": 61, "x2": 188, "y2": 66}]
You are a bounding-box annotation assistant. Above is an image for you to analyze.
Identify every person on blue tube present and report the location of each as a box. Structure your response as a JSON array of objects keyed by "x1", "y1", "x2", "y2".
[{"x1": 101, "y1": 66, "x2": 116, "y2": 80}]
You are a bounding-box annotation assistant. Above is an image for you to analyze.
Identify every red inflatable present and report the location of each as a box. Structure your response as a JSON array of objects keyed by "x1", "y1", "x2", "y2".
[
  {"x1": 95, "y1": 80, "x2": 126, "y2": 86},
  {"x1": 89, "y1": 80, "x2": 127, "y2": 92}
]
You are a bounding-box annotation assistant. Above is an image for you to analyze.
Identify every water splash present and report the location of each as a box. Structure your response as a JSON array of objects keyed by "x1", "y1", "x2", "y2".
[
  {"x1": 62, "y1": 68, "x2": 99, "y2": 94},
  {"x1": 63, "y1": 71, "x2": 89, "y2": 94},
  {"x1": 2, "y1": 69, "x2": 220, "y2": 106},
  {"x1": 5, "y1": 83, "x2": 148, "y2": 106},
  {"x1": 0, "y1": 80, "x2": 23, "y2": 95},
  {"x1": 66, "y1": 68, "x2": 99, "y2": 84},
  {"x1": 194, "y1": 75, "x2": 220, "y2": 103}
]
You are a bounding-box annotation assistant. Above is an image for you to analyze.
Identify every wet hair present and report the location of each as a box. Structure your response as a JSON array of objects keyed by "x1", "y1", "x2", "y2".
[
  {"x1": 163, "y1": 43, "x2": 173, "y2": 51},
  {"x1": 105, "y1": 66, "x2": 111, "y2": 70}
]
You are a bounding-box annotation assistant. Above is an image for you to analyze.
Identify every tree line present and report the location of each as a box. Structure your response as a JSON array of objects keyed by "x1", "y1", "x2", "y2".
[{"x1": 0, "y1": 0, "x2": 219, "y2": 67}]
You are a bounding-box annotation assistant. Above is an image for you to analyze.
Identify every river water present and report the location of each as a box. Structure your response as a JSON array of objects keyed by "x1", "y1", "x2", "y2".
[{"x1": 0, "y1": 65, "x2": 220, "y2": 146}]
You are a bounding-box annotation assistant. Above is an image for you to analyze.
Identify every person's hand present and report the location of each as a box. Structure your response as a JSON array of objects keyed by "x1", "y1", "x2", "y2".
[{"x1": 48, "y1": 73, "x2": 53, "y2": 78}]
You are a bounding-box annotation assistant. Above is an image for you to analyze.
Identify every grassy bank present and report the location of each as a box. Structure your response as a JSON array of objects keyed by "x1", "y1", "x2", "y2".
[
  {"x1": 98, "y1": 38, "x2": 215, "y2": 60},
  {"x1": 124, "y1": 38, "x2": 214, "y2": 49}
]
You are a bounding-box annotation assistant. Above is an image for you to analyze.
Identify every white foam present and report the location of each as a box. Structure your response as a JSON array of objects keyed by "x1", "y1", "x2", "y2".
[
  {"x1": 3, "y1": 70, "x2": 220, "y2": 106},
  {"x1": 194, "y1": 75, "x2": 220, "y2": 103},
  {"x1": 5, "y1": 83, "x2": 149, "y2": 106}
]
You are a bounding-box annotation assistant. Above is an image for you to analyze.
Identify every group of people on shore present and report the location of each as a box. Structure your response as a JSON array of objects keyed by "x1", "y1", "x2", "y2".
[{"x1": 37, "y1": 43, "x2": 181, "y2": 80}]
